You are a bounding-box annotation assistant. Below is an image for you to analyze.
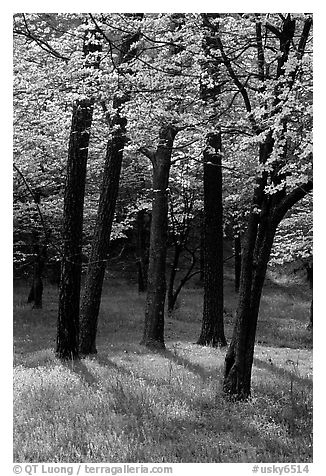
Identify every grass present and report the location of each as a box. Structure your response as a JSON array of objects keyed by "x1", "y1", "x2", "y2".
[{"x1": 13, "y1": 273, "x2": 312, "y2": 463}]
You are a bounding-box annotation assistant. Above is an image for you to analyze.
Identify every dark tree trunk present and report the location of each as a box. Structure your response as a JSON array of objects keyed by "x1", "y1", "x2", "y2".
[
  {"x1": 197, "y1": 132, "x2": 227, "y2": 347},
  {"x1": 79, "y1": 24, "x2": 143, "y2": 356},
  {"x1": 167, "y1": 243, "x2": 182, "y2": 314},
  {"x1": 56, "y1": 98, "x2": 94, "y2": 360},
  {"x1": 224, "y1": 212, "x2": 276, "y2": 399},
  {"x1": 234, "y1": 235, "x2": 241, "y2": 293},
  {"x1": 140, "y1": 125, "x2": 178, "y2": 349},
  {"x1": 309, "y1": 299, "x2": 313, "y2": 329},
  {"x1": 136, "y1": 209, "x2": 149, "y2": 293},
  {"x1": 199, "y1": 213, "x2": 205, "y2": 283},
  {"x1": 28, "y1": 243, "x2": 46, "y2": 309},
  {"x1": 27, "y1": 191, "x2": 46, "y2": 309}
]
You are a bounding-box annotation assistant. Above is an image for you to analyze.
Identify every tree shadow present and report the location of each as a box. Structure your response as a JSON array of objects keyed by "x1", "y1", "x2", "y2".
[
  {"x1": 253, "y1": 357, "x2": 312, "y2": 389},
  {"x1": 163, "y1": 348, "x2": 224, "y2": 381},
  {"x1": 101, "y1": 357, "x2": 309, "y2": 463},
  {"x1": 61, "y1": 358, "x2": 100, "y2": 388}
]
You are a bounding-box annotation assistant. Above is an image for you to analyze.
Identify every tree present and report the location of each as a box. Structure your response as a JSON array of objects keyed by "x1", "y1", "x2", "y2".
[
  {"x1": 56, "y1": 98, "x2": 94, "y2": 359},
  {"x1": 80, "y1": 14, "x2": 143, "y2": 355},
  {"x1": 208, "y1": 13, "x2": 314, "y2": 399},
  {"x1": 57, "y1": 24, "x2": 102, "y2": 359},
  {"x1": 195, "y1": 15, "x2": 229, "y2": 346},
  {"x1": 197, "y1": 131, "x2": 227, "y2": 346},
  {"x1": 120, "y1": 14, "x2": 205, "y2": 347},
  {"x1": 26, "y1": 192, "x2": 47, "y2": 309},
  {"x1": 140, "y1": 125, "x2": 178, "y2": 349},
  {"x1": 135, "y1": 209, "x2": 150, "y2": 293}
]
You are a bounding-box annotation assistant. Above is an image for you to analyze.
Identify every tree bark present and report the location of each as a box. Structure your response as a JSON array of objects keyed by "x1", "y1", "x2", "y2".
[
  {"x1": 234, "y1": 235, "x2": 241, "y2": 293},
  {"x1": 197, "y1": 132, "x2": 227, "y2": 347},
  {"x1": 140, "y1": 125, "x2": 178, "y2": 349},
  {"x1": 56, "y1": 98, "x2": 94, "y2": 359}
]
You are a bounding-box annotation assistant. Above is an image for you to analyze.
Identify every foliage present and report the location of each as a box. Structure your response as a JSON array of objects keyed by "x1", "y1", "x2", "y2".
[
  {"x1": 270, "y1": 197, "x2": 312, "y2": 268},
  {"x1": 13, "y1": 13, "x2": 312, "y2": 280}
]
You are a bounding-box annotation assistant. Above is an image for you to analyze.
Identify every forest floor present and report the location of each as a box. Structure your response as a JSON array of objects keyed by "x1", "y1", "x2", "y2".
[{"x1": 13, "y1": 272, "x2": 313, "y2": 463}]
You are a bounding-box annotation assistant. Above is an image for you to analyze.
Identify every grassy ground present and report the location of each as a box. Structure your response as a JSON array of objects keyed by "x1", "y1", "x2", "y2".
[{"x1": 13, "y1": 273, "x2": 312, "y2": 463}]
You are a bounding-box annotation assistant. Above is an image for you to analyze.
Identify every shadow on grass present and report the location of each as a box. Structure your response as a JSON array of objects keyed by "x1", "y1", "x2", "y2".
[
  {"x1": 62, "y1": 359, "x2": 100, "y2": 387},
  {"x1": 253, "y1": 357, "x2": 312, "y2": 389},
  {"x1": 163, "y1": 348, "x2": 222, "y2": 381},
  {"x1": 98, "y1": 355, "x2": 309, "y2": 462}
]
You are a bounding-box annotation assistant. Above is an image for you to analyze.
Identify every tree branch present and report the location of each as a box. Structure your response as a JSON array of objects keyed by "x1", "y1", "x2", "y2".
[
  {"x1": 139, "y1": 147, "x2": 156, "y2": 164},
  {"x1": 273, "y1": 180, "x2": 313, "y2": 226},
  {"x1": 265, "y1": 21, "x2": 281, "y2": 38}
]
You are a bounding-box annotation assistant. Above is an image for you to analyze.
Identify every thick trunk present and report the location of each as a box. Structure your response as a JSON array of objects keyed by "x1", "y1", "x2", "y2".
[
  {"x1": 79, "y1": 112, "x2": 126, "y2": 355},
  {"x1": 56, "y1": 99, "x2": 93, "y2": 359},
  {"x1": 141, "y1": 126, "x2": 177, "y2": 349},
  {"x1": 167, "y1": 243, "x2": 182, "y2": 314},
  {"x1": 197, "y1": 132, "x2": 226, "y2": 347},
  {"x1": 234, "y1": 235, "x2": 241, "y2": 293}
]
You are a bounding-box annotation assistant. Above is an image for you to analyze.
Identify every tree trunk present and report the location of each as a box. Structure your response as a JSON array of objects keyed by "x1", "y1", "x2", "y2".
[
  {"x1": 234, "y1": 235, "x2": 241, "y2": 293},
  {"x1": 27, "y1": 191, "x2": 46, "y2": 308},
  {"x1": 136, "y1": 209, "x2": 149, "y2": 293},
  {"x1": 140, "y1": 125, "x2": 178, "y2": 349},
  {"x1": 167, "y1": 243, "x2": 182, "y2": 314},
  {"x1": 224, "y1": 212, "x2": 276, "y2": 399},
  {"x1": 28, "y1": 243, "x2": 46, "y2": 309},
  {"x1": 197, "y1": 132, "x2": 227, "y2": 347},
  {"x1": 199, "y1": 213, "x2": 205, "y2": 283},
  {"x1": 56, "y1": 98, "x2": 93, "y2": 360},
  {"x1": 308, "y1": 299, "x2": 313, "y2": 329}
]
